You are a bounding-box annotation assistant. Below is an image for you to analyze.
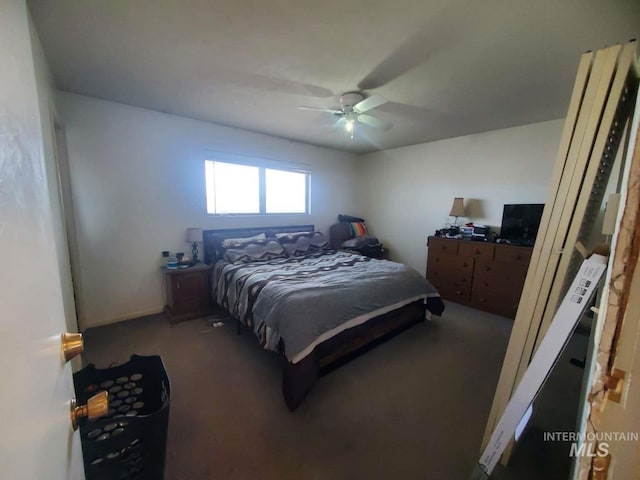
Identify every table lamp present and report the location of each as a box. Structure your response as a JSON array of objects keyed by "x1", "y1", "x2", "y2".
[
  {"x1": 449, "y1": 197, "x2": 466, "y2": 226},
  {"x1": 186, "y1": 228, "x2": 202, "y2": 264}
]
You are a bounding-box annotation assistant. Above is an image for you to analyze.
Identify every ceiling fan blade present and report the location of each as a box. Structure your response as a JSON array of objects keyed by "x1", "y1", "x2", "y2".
[
  {"x1": 357, "y1": 113, "x2": 393, "y2": 131},
  {"x1": 353, "y1": 94, "x2": 387, "y2": 113},
  {"x1": 298, "y1": 106, "x2": 343, "y2": 114}
]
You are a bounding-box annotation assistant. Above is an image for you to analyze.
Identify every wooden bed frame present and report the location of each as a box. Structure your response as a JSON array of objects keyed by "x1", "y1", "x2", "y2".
[{"x1": 203, "y1": 225, "x2": 444, "y2": 410}]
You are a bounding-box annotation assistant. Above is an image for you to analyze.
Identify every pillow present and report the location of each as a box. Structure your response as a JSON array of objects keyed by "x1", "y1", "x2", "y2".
[
  {"x1": 221, "y1": 232, "x2": 266, "y2": 248},
  {"x1": 276, "y1": 231, "x2": 313, "y2": 257},
  {"x1": 348, "y1": 222, "x2": 368, "y2": 237},
  {"x1": 276, "y1": 231, "x2": 329, "y2": 256},
  {"x1": 309, "y1": 231, "x2": 329, "y2": 251},
  {"x1": 223, "y1": 238, "x2": 285, "y2": 263}
]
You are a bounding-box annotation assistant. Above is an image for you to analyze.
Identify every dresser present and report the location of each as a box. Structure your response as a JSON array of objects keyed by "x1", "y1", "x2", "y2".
[{"x1": 426, "y1": 237, "x2": 532, "y2": 318}]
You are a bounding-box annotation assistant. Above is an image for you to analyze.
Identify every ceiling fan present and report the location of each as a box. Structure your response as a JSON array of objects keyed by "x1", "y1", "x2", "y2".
[{"x1": 298, "y1": 92, "x2": 393, "y2": 139}]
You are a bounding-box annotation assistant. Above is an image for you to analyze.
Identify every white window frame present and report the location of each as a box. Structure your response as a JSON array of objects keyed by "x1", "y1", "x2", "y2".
[{"x1": 204, "y1": 152, "x2": 311, "y2": 216}]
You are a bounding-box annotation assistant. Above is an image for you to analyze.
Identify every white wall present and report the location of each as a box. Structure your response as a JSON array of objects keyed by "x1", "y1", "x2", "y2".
[
  {"x1": 59, "y1": 90, "x2": 565, "y2": 328},
  {"x1": 355, "y1": 119, "x2": 564, "y2": 275},
  {"x1": 30, "y1": 17, "x2": 78, "y2": 333},
  {"x1": 59, "y1": 93, "x2": 359, "y2": 329}
]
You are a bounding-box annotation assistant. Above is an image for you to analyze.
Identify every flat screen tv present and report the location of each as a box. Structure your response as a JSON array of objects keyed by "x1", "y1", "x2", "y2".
[{"x1": 499, "y1": 204, "x2": 544, "y2": 246}]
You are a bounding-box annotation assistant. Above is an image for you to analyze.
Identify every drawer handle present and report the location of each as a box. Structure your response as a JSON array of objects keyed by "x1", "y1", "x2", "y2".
[
  {"x1": 176, "y1": 281, "x2": 180, "y2": 289},
  {"x1": 456, "y1": 290, "x2": 462, "y2": 295},
  {"x1": 480, "y1": 298, "x2": 486, "y2": 303}
]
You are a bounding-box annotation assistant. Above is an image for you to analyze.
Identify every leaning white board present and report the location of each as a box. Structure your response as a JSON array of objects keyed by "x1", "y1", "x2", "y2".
[{"x1": 471, "y1": 254, "x2": 608, "y2": 479}]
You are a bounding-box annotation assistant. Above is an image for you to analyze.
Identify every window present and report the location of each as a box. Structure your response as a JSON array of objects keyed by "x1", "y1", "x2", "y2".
[
  {"x1": 205, "y1": 161, "x2": 260, "y2": 214},
  {"x1": 205, "y1": 159, "x2": 310, "y2": 215}
]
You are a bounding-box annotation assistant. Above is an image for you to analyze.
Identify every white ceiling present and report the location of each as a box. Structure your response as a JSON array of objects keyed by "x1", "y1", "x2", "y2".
[{"x1": 29, "y1": 0, "x2": 640, "y2": 153}]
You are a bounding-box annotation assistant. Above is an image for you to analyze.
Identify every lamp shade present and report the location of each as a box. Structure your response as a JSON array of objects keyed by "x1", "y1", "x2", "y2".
[
  {"x1": 185, "y1": 227, "x2": 202, "y2": 243},
  {"x1": 449, "y1": 198, "x2": 466, "y2": 217}
]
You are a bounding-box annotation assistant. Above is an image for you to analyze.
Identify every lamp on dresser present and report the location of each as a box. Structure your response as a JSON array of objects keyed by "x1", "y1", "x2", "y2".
[
  {"x1": 186, "y1": 227, "x2": 202, "y2": 265},
  {"x1": 449, "y1": 197, "x2": 466, "y2": 226}
]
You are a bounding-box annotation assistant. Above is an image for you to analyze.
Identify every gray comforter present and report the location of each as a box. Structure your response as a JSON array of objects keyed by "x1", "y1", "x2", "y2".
[{"x1": 213, "y1": 250, "x2": 439, "y2": 363}]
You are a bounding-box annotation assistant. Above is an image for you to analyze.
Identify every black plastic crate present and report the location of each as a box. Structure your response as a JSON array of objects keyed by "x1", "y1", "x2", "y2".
[{"x1": 73, "y1": 355, "x2": 170, "y2": 480}]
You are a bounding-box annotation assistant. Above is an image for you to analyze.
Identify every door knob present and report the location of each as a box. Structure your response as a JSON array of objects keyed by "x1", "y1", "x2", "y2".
[
  {"x1": 61, "y1": 332, "x2": 83, "y2": 362},
  {"x1": 71, "y1": 391, "x2": 109, "y2": 430}
]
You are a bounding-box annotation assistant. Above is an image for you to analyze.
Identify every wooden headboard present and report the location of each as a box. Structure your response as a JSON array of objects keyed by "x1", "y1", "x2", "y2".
[{"x1": 203, "y1": 225, "x2": 315, "y2": 265}]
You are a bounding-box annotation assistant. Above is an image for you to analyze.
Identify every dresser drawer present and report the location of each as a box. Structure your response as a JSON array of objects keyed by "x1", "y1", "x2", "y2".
[
  {"x1": 427, "y1": 251, "x2": 473, "y2": 271},
  {"x1": 428, "y1": 237, "x2": 459, "y2": 255},
  {"x1": 473, "y1": 260, "x2": 527, "y2": 294},
  {"x1": 470, "y1": 290, "x2": 521, "y2": 319},
  {"x1": 439, "y1": 283, "x2": 471, "y2": 304},
  {"x1": 494, "y1": 245, "x2": 532, "y2": 266},
  {"x1": 458, "y1": 242, "x2": 495, "y2": 260},
  {"x1": 427, "y1": 253, "x2": 473, "y2": 283},
  {"x1": 473, "y1": 274, "x2": 527, "y2": 301}
]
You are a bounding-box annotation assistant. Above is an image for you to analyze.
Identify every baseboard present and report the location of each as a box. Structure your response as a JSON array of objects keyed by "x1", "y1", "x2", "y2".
[{"x1": 80, "y1": 307, "x2": 165, "y2": 330}]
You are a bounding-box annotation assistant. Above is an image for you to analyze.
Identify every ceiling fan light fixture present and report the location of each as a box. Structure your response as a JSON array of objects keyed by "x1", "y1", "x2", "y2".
[
  {"x1": 345, "y1": 112, "x2": 356, "y2": 139},
  {"x1": 345, "y1": 119, "x2": 354, "y2": 132},
  {"x1": 298, "y1": 92, "x2": 391, "y2": 140}
]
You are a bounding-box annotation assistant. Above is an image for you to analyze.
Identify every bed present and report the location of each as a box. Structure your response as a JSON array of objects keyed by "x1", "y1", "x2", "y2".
[{"x1": 204, "y1": 225, "x2": 444, "y2": 410}]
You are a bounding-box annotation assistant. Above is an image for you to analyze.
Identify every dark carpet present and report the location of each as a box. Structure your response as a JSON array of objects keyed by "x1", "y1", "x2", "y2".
[{"x1": 82, "y1": 301, "x2": 515, "y2": 480}]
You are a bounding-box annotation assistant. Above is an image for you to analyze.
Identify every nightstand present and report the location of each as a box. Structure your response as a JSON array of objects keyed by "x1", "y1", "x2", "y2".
[{"x1": 163, "y1": 263, "x2": 213, "y2": 324}]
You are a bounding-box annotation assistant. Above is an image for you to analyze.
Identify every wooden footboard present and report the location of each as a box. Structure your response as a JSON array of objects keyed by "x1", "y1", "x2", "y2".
[{"x1": 317, "y1": 300, "x2": 426, "y2": 371}]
